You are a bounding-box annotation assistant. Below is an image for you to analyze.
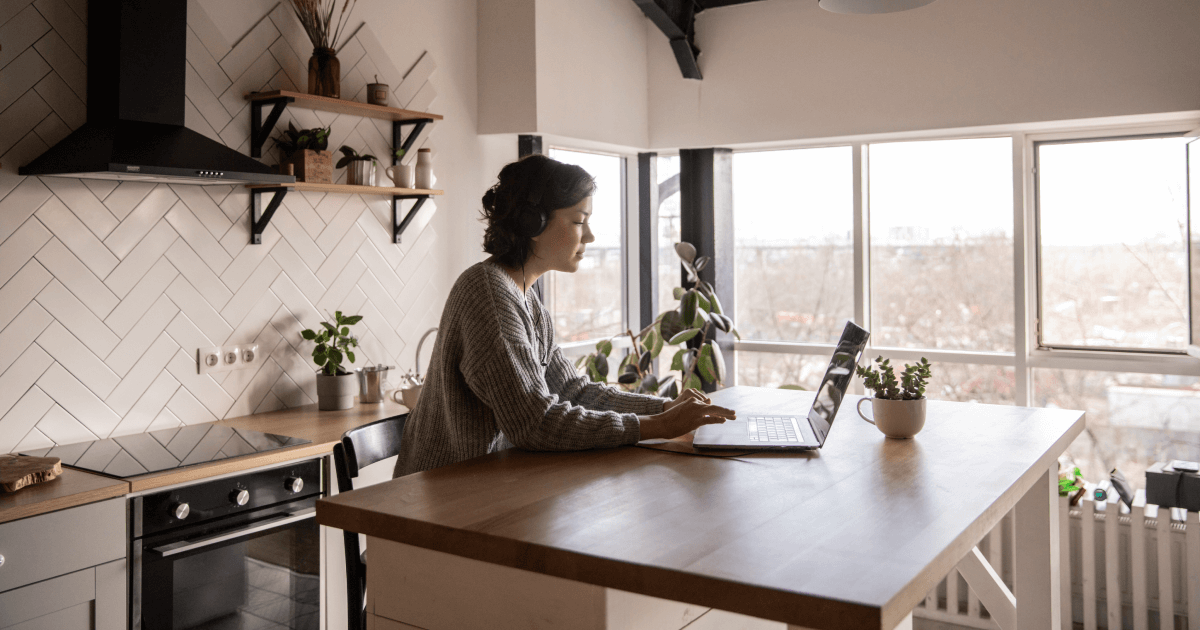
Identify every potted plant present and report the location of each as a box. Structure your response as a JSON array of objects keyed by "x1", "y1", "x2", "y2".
[
  {"x1": 854, "y1": 356, "x2": 932, "y2": 438},
  {"x1": 577, "y1": 242, "x2": 741, "y2": 397},
  {"x1": 275, "y1": 123, "x2": 332, "y2": 183},
  {"x1": 336, "y1": 145, "x2": 378, "y2": 186},
  {"x1": 287, "y1": 0, "x2": 359, "y2": 98},
  {"x1": 301, "y1": 311, "x2": 362, "y2": 410}
]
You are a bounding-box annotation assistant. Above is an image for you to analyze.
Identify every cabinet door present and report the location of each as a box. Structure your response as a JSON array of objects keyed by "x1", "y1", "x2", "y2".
[{"x1": 0, "y1": 559, "x2": 127, "y2": 630}]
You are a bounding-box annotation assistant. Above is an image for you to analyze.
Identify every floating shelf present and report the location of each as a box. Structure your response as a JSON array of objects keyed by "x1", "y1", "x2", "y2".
[
  {"x1": 244, "y1": 91, "x2": 444, "y2": 246},
  {"x1": 246, "y1": 183, "x2": 443, "y2": 246}
]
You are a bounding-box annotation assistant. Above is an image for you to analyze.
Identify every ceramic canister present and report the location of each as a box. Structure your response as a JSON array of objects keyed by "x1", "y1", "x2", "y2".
[{"x1": 415, "y1": 148, "x2": 434, "y2": 189}]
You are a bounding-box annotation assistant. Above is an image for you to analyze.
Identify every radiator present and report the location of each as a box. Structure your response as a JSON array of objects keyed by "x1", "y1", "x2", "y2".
[{"x1": 913, "y1": 495, "x2": 1200, "y2": 630}]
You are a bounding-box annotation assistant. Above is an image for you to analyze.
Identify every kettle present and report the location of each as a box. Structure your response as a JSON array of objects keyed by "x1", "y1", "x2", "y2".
[{"x1": 357, "y1": 364, "x2": 395, "y2": 404}]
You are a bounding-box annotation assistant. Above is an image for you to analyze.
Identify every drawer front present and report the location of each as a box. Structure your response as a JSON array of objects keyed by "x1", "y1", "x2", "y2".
[
  {"x1": 0, "y1": 566, "x2": 93, "y2": 628},
  {"x1": 0, "y1": 497, "x2": 125, "y2": 592}
]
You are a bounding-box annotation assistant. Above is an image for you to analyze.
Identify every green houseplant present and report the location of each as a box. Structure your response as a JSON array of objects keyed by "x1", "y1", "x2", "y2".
[
  {"x1": 854, "y1": 356, "x2": 933, "y2": 438},
  {"x1": 337, "y1": 145, "x2": 378, "y2": 186},
  {"x1": 576, "y1": 242, "x2": 740, "y2": 398},
  {"x1": 275, "y1": 122, "x2": 332, "y2": 183},
  {"x1": 301, "y1": 311, "x2": 362, "y2": 410}
]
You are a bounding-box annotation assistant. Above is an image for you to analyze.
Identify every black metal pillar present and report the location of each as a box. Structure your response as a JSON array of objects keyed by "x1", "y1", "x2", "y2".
[
  {"x1": 518, "y1": 135, "x2": 546, "y2": 302},
  {"x1": 638, "y1": 153, "x2": 659, "y2": 330},
  {"x1": 679, "y1": 148, "x2": 734, "y2": 390}
]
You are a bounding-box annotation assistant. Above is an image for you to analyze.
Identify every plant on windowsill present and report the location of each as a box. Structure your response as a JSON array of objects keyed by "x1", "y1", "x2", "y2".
[
  {"x1": 301, "y1": 311, "x2": 362, "y2": 410},
  {"x1": 337, "y1": 145, "x2": 378, "y2": 186},
  {"x1": 274, "y1": 123, "x2": 332, "y2": 183},
  {"x1": 576, "y1": 242, "x2": 741, "y2": 397},
  {"x1": 854, "y1": 356, "x2": 932, "y2": 438}
]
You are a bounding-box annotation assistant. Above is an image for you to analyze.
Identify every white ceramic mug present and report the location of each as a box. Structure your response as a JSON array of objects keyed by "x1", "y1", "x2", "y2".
[
  {"x1": 386, "y1": 164, "x2": 415, "y2": 188},
  {"x1": 393, "y1": 384, "x2": 422, "y2": 409},
  {"x1": 857, "y1": 397, "x2": 926, "y2": 439}
]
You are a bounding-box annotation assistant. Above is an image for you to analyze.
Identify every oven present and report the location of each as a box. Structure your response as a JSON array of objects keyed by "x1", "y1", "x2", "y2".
[{"x1": 131, "y1": 459, "x2": 323, "y2": 630}]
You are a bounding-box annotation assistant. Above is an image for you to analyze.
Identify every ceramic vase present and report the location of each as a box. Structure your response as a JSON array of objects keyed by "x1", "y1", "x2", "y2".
[
  {"x1": 415, "y1": 148, "x2": 434, "y2": 189},
  {"x1": 856, "y1": 397, "x2": 926, "y2": 438}
]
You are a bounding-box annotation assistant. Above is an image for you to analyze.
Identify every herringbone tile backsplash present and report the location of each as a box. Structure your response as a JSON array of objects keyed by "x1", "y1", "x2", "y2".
[{"x1": 0, "y1": 0, "x2": 446, "y2": 454}]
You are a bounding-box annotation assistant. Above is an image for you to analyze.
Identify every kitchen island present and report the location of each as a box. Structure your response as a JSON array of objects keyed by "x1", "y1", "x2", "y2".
[{"x1": 316, "y1": 386, "x2": 1085, "y2": 630}]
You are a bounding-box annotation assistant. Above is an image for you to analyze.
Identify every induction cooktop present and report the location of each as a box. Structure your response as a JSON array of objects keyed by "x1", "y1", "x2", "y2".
[{"x1": 20, "y1": 423, "x2": 310, "y2": 479}]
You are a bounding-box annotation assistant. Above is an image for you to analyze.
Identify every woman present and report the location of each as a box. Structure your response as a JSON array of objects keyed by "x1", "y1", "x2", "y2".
[{"x1": 394, "y1": 154, "x2": 735, "y2": 477}]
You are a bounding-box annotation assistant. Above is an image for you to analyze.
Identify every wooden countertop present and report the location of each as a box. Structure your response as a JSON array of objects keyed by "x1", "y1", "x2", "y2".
[
  {"x1": 124, "y1": 398, "x2": 408, "y2": 493},
  {"x1": 317, "y1": 387, "x2": 1085, "y2": 630},
  {"x1": 0, "y1": 468, "x2": 128, "y2": 524}
]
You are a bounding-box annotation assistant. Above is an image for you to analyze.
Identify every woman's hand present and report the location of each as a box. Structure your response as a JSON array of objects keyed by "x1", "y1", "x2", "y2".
[
  {"x1": 661, "y1": 388, "x2": 710, "y2": 412},
  {"x1": 639, "y1": 394, "x2": 736, "y2": 440}
]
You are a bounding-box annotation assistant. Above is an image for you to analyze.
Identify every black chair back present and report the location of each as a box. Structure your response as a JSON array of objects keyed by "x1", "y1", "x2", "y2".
[{"x1": 332, "y1": 414, "x2": 406, "y2": 630}]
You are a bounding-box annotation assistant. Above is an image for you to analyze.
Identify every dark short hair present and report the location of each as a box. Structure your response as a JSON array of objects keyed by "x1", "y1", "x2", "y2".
[{"x1": 481, "y1": 154, "x2": 596, "y2": 268}]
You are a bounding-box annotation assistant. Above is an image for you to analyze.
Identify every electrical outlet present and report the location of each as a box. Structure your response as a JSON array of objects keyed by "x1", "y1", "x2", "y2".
[
  {"x1": 198, "y1": 347, "x2": 223, "y2": 375},
  {"x1": 198, "y1": 344, "x2": 261, "y2": 374},
  {"x1": 239, "y1": 344, "x2": 260, "y2": 367}
]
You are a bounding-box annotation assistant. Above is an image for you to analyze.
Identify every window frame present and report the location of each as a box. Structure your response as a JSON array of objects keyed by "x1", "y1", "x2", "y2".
[{"x1": 704, "y1": 113, "x2": 1200, "y2": 406}]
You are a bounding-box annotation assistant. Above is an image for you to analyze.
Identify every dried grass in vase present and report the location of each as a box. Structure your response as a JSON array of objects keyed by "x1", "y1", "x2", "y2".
[{"x1": 289, "y1": 0, "x2": 359, "y2": 98}]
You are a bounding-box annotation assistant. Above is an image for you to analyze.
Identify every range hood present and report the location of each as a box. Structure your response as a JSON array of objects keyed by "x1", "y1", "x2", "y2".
[{"x1": 19, "y1": 0, "x2": 294, "y2": 186}]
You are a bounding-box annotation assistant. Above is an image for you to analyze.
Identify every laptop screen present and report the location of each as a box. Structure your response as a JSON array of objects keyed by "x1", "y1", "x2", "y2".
[{"x1": 808, "y1": 321, "x2": 870, "y2": 444}]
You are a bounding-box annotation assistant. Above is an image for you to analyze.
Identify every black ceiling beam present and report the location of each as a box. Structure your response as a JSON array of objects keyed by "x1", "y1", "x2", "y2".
[{"x1": 633, "y1": 0, "x2": 769, "y2": 80}]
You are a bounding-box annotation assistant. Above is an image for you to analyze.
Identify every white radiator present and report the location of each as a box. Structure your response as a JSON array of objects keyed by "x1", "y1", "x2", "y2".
[{"x1": 913, "y1": 495, "x2": 1200, "y2": 630}]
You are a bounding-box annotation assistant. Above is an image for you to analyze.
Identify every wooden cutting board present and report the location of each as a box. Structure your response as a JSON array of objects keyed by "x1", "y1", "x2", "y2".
[{"x1": 0, "y1": 455, "x2": 63, "y2": 493}]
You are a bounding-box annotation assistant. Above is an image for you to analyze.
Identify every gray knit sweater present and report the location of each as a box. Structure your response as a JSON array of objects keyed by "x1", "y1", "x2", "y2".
[{"x1": 393, "y1": 260, "x2": 665, "y2": 477}]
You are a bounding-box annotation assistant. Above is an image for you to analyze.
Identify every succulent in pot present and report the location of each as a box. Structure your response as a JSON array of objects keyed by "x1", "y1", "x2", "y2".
[
  {"x1": 301, "y1": 311, "x2": 362, "y2": 410},
  {"x1": 274, "y1": 123, "x2": 332, "y2": 183},
  {"x1": 337, "y1": 145, "x2": 378, "y2": 186},
  {"x1": 854, "y1": 356, "x2": 933, "y2": 438}
]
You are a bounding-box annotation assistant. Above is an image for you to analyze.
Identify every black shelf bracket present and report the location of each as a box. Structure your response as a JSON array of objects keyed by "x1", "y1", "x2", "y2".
[
  {"x1": 249, "y1": 96, "x2": 295, "y2": 158},
  {"x1": 251, "y1": 187, "x2": 292, "y2": 244},
  {"x1": 393, "y1": 195, "x2": 430, "y2": 244},
  {"x1": 392, "y1": 118, "x2": 434, "y2": 165}
]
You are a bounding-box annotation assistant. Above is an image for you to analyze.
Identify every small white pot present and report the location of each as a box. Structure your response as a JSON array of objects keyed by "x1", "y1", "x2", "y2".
[
  {"x1": 346, "y1": 160, "x2": 376, "y2": 186},
  {"x1": 856, "y1": 397, "x2": 926, "y2": 438},
  {"x1": 316, "y1": 373, "x2": 357, "y2": 410}
]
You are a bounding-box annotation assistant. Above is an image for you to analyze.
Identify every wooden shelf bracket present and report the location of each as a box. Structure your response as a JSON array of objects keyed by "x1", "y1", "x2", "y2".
[
  {"x1": 250, "y1": 95, "x2": 296, "y2": 158},
  {"x1": 393, "y1": 195, "x2": 430, "y2": 244},
  {"x1": 251, "y1": 186, "x2": 292, "y2": 244}
]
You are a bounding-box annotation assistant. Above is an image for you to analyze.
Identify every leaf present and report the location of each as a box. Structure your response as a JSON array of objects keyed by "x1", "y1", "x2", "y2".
[
  {"x1": 708, "y1": 292, "x2": 724, "y2": 315},
  {"x1": 681, "y1": 348, "x2": 697, "y2": 374},
  {"x1": 346, "y1": 350, "x2": 355, "y2": 363},
  {"x1": 680, "y1": 290, "x2": 699, "y2": 326},
  {"x1": 708, "y1": 341, "x2": 725, "y2": 383},
  {"x1": 343, "y1": 315, "x2": 362, "y2": 325},
  {"x1": 321, "y1": 321, "x2": 336, "y2": 333},
  {"x1": 618, "y1": 372, "x2": 638, "y2": 384},
  {"x1": 649, "y1": 329, "x2": 664, "y2": 358},
  {"x1": 618, "y1": 353, "x2": 633, "y2": 374},
  {"x1": 695, "y1": 291, "x2": 711, "y2": 313},
  {"x1": 597, "y1": 339, "x2": 613, "y2": 356},
  {"x1": 663, "y1": 381, "x2": 679, "y2": 399},
  {"x1": 668, "y1": 328, "x2": 701, "y2": 345},
  {"x1": 674, "y1": 242, "x2": 697, "y2": 264},
  {"x1": 641, "y1": 374, "x2": 658, "y2": 393},
  {"x1": 779, "y1": 384, "x2": 807, "y2": 391},
  {"x1": 341, "y1": 327, "x2": 349, "y2": 336},
  {"x1": 670, "y1": 349, "x2": 686, "y2": 372},
  {"x1": 693, "y1": 256, "x2": 709, "y2": 271},
  {"x1": 574, "y1": 355, "x2": 589, "y2": 369},
  {"x1": 301, "y1": 329, "x2": 316, "y2": 340},
  {"x1": 697, "y1": 344, "x2": 717, "y2": 382},
  {"x1": 660, "y1": 311, "x2": 686, "y2": 342},
  {"x1": 672, "y1": 286, "x2": 685, "y2": 300},
  {"x1": 329, "y1": 348, "x2": 343, "y2": 367},
  {"x1": 588, "y1": 363, "x2": 602, "y2": 382},
  {"x1": 684, "y1": 373, "x2": 702, "y2": 392},
  {"x1": 593, "y1": 354, "x2": 609, "y2": 378},
  {"x1": 638, "y1": 351, "x2": 652, "y2": 372},
  {"x1": 711, "y1": 313, "x2": 731, "y2": 333},
  {"x1": 691, "y1": 309, "x2": 707, "y2": 329}
]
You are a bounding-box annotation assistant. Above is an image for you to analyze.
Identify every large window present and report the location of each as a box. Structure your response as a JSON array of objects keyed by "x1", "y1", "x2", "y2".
[
  {"x1": 733, "y1": 147, "x2": 854, "y2": 344},
  {"x1": 545, "y1": 149, "x2": 625, "y2": 343},
  {"x1": 869, "y1": 137, "x2": 1013, "y2": 352},
  {"x1": 657, "y1": 155, "x2": 681, "y2": 316},
  {"x1": 1036, "y1": 135, "x2": 1191, "y2": 352}
]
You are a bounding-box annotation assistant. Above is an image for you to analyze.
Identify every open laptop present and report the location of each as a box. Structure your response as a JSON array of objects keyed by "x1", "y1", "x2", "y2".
[{"x1": 693, "y1": 320, "x2": 870, "y2": 451}]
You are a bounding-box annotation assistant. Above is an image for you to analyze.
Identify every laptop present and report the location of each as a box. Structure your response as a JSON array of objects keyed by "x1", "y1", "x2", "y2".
[{"x1": 693, "y1": 320, "x2": 870, "y2": 451}]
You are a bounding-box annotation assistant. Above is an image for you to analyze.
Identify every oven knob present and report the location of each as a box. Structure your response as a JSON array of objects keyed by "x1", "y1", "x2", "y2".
[
  {"x1": 230, "y1": 489, "x2": 249, "y2": 506},
  {"x1": 286, "y1": 477, "x2": 304, "y2": 493},
  {"x1": 172, "y1": 503, "x2": 190, "y2": 520}
]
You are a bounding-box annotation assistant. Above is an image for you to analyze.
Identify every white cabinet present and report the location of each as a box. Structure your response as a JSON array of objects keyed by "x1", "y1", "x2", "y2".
[{"x1": 0, "y1": 498, "x2": 126, "y2": 630}]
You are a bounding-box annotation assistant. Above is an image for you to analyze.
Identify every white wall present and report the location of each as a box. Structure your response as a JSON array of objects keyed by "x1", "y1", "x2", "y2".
[
  {"x1": 477, "y1": 0, "x2": 538, "y2": 134},
  {"x1": 647, "y1": 0, "x2": 1200, "y2": 148},
  {"x1": 0, "y1": 0, "x2": 485, "y2": 452}
]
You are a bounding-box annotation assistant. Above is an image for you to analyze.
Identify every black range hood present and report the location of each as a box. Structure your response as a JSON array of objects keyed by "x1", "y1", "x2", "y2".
[{"x1": 20, "y1": 0, "x2": 294, "y2": 186}]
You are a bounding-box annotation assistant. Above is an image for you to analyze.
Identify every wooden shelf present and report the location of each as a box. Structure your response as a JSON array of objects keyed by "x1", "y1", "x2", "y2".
[
  {"x1": 247, "y1": 182, "x2": 443, "y2": 196},
  {"x1": 246, "y1": 90, "x2": 443, "y2": 122}
]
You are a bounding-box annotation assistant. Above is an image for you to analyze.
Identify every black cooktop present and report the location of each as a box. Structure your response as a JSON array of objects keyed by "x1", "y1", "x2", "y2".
[{"x1": 21, "y1": 423, "x2": 310, "y2": 479}]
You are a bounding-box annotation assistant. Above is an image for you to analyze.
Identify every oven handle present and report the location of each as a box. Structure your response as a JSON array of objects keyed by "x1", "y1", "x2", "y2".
[{"x1": 152, "y1": 507, "x2": 316, "y2": 557}]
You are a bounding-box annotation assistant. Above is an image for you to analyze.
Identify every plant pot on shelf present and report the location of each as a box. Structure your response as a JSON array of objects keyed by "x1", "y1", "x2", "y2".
[
  {"x1": 346, "y1": 160, "x2": 376, "y2": 186},
  {"x1": 316, "y1": 372, "x2": 357, "y2": 410},
  {"x1": 308, "y1": 47, "x2": 340, "y2": 99},
  {"x1": 281, "y1": 149, "x2": 332, "y2": 184}
]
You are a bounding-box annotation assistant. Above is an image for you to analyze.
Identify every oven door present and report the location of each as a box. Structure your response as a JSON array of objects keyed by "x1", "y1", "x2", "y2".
[{"x1": 134, "y1": 498, "x2": 320, "y2": 630}]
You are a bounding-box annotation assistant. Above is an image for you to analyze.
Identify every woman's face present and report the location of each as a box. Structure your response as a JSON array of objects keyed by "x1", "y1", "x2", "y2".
[{"x1": 530, "y1": 196, "x2": 594, "y2": 273}]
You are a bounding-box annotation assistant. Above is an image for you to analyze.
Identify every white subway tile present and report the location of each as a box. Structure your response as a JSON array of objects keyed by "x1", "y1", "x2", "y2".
[
  {"x1": 37, "y1": 321, "x2": 120, "y2": 398},
  {"x1": 35, "y1": 197, "x2": 120, "y2": 277},
  {"x1": 224, "y1": 353, "x2": 282, "y2": 418},
  {"x1": 315, "y1": 224, "x2": 366, "y2": 287},
  {"x1": 254, "y1": 391, "x2": 284, "y2": 414},
  {"x1": 268, "y1": 238, "x2": 324, "y2": 302},
  {"x1": 166, "y1": 349, "x2": 234, "y2": 418},
  {"x1": 33, "y1": 111, "x2": 70, "y2": 146},
  {"x1": 101, "y1": 181, "x2": 156, "y2": 222},
  {"x1": 32, "y1": 29, "x2": 84, "y2": 100},
  {"x1": 356, "y1": 213, "x2": 404, "y2": 269},
  {"x1": 281, "y1": 191, "x2": 325, "y2": 240},
  {"x1": 312, "y1": 189, "x2": 351, "y2": 225},
  {"x1": 221, "y1": 257, "x2": 280, "y2": 330},
  {"x1": 218, "y1": 48, "x2": 275, "y2": 120},
  {"x1": 0, "y1": 91, "x2": 49, "y2": 157},
  {"x1": 12, "y1": 428, "x2": 52, "y2": 452},
  {"x1": 270, "y1": 273, "x2": 321, "y2": 332},
  {"x1": 217, "y1": 14, "x2": 278, "y2": 86},
  {"x1": 164, "y1": 275, "x2": 233, "y2": 345},
  {"x1": 0, "y1": 0, "x2": 40, "y2": 41},
  {"x1": 36, "y1": 361, "x2": 121, "y2": 437},
  {"x1": 164, "y1": 239, "x2": 233, "y2": 309},
  {"x1": 0, "y1": 261, "x2": 52, "y2": 331},
  {"x1": 32, "y1": 69, "x2": 83, "y2": 128},
  {"x1": 0, "y1": 48, "x2": 50, "y2": 113},
  {"x1": 41, "y1": 178, "x2": 119, "y2": 242},
  {"x1": 0, "y1": 303, "x2": 52, "y2": 375},
  {"x1": 35, "y1": 237, "x2": 119, "y2": 318},
  {"x1": 225, "y1": 286, "x2": 283, "y2": 349},
  {"x1": 185, "y1": 61, "x2": 233, "y2": 134},
  {"x1": 270, "y1": 210, "x2": 325, "y2": 272},
  {"x1": 315, "y1": 253, "x2": 366, "y2": 314},
  {"x1": 358, "y1": 271, "x2": 404, "y2": 326},
  {"x1": 0, "y1": 385, "x2": 53, "y2": 454},
  {"x1": 354, "y1": 25, "x2": 403, "y2": 88},
  {"x1": 35, "y1": 404, "x2": 97, "y2": 445},
  {"x1": 105, "y1": 257, "x2": 178, "y2": 337},
  {"x1": 396, "y1": 224, "x2": 438, "y2": 281},
  {"x1": 186, "y1": 27, "x2": 231, "y2": 102},
  {"x1": 105, "y1": 294, "x2": 178, "y2": 377},
  {"x1": 396, "y1": 52, "x2": 435, "y2": 108},
  {"x1": 146, "y1": 407, "x2": 183, "y2": 433},
  {"x1": 357, "y1": 240, "x2": 405, "y2": 300},
  {"x1": 36, "y1": 279, "x2": 120, "y2": 357},
  {"x1": 0, "y1": 217, "x2": 51, "y2": 288},
  {"x1": 32, "y1": 0, "x2": 85, "y2": 59},
  {"x1": 82, "y1": 179, "x2": 119, "y2": 202},
  {"x1": 219, "y1": 223, "x2": 277, "y2": 284},
  {"x1": 267, "y1": 36, "x2": 305, "y2": 94},
  {"x1": 110, "y1": 371, "x2": 180, "y2": 437},
  {"x1": 105, "y1": 332, "x2": 180, "y2": 417},
  {"x1": 165, "y1": 311, "x2": 215, "y2": 353},
  {"x1": 316, "y1": 195, "x2": 367, "y2": 255},
  {"x1": 169, "y1": 184, "x2": 232, "y2": 240},
  {"x1": 0, "y1": 177, "x2": 51, "y2": 243},
  {"x1": 166, "y1": 200, "x2": 232, "y2": 274},
  {"x1": 184, "y1": 97, "x2": 223, "y2": 144},
  {"x1": 406, "y1": 81, "x2": 438, "y2": 116},
  {"x1": 105, "y1": 185, "x2": 178, "y2": 258},
  {"x1": 104, "y1": 220, "x2": 178, "y2": 299},
  {"x1": 359, "y1": 299, "x2": 405, "y2": 361},
  {"x1": 186, "y1": 0, "x2": 231, "y2": 61}
]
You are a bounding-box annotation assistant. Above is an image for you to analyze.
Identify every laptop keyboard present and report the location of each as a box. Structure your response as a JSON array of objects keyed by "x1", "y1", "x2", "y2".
[{"x1": 747, "y1": 416, "x2": 801, "y2": 443}]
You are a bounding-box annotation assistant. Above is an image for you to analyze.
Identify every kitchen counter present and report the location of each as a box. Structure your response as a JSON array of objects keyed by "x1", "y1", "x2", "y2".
[
  {"x1": 124, "y1": 398, "x2": 408, "y2": 492},
  {"x1": 0, "y1": 468, "x2": 128, "y2": 524}
]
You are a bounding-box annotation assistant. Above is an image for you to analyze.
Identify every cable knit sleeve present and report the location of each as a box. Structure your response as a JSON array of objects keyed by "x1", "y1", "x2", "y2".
[{"x1": 457, "y1": 274, "x2": 641, "y2": 452}]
